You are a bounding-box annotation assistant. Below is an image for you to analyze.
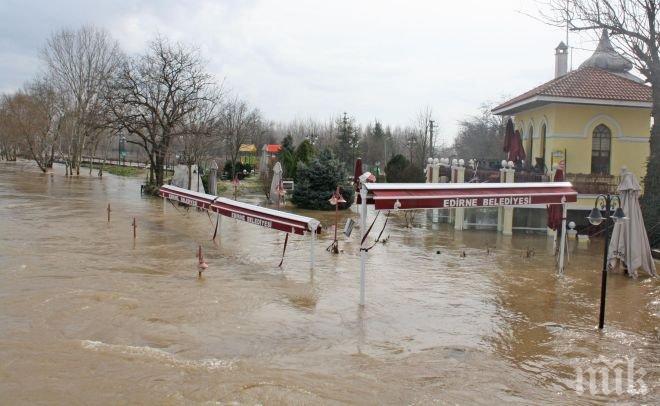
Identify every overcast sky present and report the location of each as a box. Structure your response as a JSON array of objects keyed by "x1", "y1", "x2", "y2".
[{"x1": 0, "y1": 0, "x2": 602, "y2": 143}]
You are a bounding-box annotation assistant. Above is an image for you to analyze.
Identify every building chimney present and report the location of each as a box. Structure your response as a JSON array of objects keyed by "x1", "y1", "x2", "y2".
[{"x1": 555, "y1": 41, "x2": 568, "y2": 78}]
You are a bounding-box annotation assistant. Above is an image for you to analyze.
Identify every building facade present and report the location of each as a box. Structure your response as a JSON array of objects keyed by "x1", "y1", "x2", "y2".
[{"x1": 493, "y1": 31, "x2": 652, "y2": 216}]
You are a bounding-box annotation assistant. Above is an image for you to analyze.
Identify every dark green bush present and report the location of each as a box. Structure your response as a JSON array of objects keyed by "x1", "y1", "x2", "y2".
[
  {"x1": 385, "y1": 154, "x2": 425, "y2": 183},
  {"x1": 291, "y1": 149, "x2": 354, "y2": 210}
]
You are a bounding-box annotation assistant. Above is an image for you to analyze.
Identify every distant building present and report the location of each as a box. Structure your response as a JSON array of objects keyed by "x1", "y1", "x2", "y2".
[
  {"x1": 239, "y1": 144, "x2": 257, "y2": 165},
  {"x1": 493, "y1": 30, "x2": 651, "y2": 215},
  {"x1": 262, "y1": 144, "x2": 282, "y2": 158}
]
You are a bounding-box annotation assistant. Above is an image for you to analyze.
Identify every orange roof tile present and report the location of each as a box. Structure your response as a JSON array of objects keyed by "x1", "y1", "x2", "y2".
[{"x1": 493, "y1": 67, "x2": 651, "y2": 115}]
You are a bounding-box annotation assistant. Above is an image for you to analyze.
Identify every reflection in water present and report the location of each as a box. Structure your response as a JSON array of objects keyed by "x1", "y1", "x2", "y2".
[{"x1": 0, "y1": 161, "x2": 658, "y2": 404}]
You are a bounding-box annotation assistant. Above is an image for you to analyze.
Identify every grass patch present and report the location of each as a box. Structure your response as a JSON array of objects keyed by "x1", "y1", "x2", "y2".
[{"x1": 105, "y1": 166, "x2": 142, "y2": 177}]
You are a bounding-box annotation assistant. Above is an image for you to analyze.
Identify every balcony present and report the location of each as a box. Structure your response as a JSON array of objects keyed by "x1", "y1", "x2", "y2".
[{"x1": 564, "y1": 173, "x2": 620, "y2": 195}]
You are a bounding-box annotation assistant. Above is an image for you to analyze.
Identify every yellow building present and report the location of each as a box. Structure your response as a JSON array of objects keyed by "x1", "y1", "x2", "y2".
[
  {"x1": 493, "y1": 31, "x2": 652, "y2": 213},
  {"x1": 238, "y1": 144, "x2": 257, "y2": 165}
]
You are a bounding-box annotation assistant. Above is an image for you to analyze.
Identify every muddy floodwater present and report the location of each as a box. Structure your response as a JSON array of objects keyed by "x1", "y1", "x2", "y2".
[{"x1": 0, "y1": 161, "x2": 658, "y2": 404}]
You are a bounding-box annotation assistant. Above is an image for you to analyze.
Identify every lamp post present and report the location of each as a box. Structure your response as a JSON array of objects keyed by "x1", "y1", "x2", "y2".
[
  {"x1": 328, "y1": 186, "x2": 347, "y2": 254},
  {"x1": 586, "y1": 194, "x2": 626, "y2": 329}
]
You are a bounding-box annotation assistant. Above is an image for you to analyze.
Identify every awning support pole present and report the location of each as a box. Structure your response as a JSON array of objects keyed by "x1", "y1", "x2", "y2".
[
  {"x1": 558, "y1": 202, "x2": 567, "y2": 274},
  {"x1": 360, "y1": 184, "x2": 367, "y2": 306}
]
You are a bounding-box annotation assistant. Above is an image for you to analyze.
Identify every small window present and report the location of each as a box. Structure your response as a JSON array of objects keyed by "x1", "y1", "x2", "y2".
[{"x1": 591, "y1": 124, "x2": 611, "y2": 174}]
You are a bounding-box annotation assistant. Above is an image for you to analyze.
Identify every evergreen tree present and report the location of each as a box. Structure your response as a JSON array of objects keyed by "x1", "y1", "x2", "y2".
[
  {"x1": 335, "y1": 112, "x2": 357, "y2": 167},
  {"x1": 291, "y1": 148, "x2": 354, "y2": 210},
  {"x1": 295, "y1": 139, "x2": 315, "y2": 166},
  {"x1": 385, "y1": 154, "x2": 424, "y2": 183},
  {"x1": 278, "y1": 133, "x2": 297, "y2": 178},
  {"x1": 281, "y1": 133, "x2": 295, "y2": 154}
]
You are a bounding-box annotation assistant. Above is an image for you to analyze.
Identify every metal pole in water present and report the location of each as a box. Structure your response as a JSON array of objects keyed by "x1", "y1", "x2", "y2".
[
  {"x1": 310, "y1": 228, "x2": 315, "y2": 269},
  {"x1": 558, "y1": 199, "x2": 567, "y2": 274},
  {"x1": 359, "y1": 184, "x2": 367, "y2": 306},
  {"x1": 598, "y1": 197, "x2": 612, "y2": 329}
]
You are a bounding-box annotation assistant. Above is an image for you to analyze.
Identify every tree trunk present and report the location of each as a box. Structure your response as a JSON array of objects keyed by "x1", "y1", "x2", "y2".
[
  {"x1": 641, "y1": 69, "x2": 660, "y2": 243},
  {"x1": 155, "y1": 151, "x2": 165, "y2": 187},
  {"x1": 187, "y1": 163, "x2": 193, "y2": 190}
]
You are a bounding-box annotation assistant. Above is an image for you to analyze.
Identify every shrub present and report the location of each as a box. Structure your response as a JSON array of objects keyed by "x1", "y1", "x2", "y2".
[
  {"x1": 291, "y1": 149, "x2": 354, "y2": 210},
  {"x1": 223, "y1": 161, "x2": 253, "y2": 178},
  {"x1": 385, "y1": 154, "x2": 425, "y2": 183}
]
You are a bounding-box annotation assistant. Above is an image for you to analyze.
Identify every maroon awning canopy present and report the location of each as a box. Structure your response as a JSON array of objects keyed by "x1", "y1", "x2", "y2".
[
  {"x1": 365, "y1": 182, "x2": 577, "y2": 210},
  {"x1": 160, "y1": 185, "x2": 321, "y2": 235}
]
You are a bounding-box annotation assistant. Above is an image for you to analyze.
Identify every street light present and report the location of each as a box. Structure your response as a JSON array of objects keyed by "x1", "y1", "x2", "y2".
[
  {"x1": 586, "y1": 194, "x2": 627, "y2": 329},
  {"x1": 118, "y1": 135, "x2": 126, "y2": 165},
  {"x1": 328, "y1": 187, "x2": 347, "y2": 254}
]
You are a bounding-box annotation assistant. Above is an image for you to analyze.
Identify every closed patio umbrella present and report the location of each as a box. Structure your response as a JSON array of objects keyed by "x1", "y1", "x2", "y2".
[
  {"x1": 547, "y1": 168, "x2": 564, "y2": 231},
  {"x1": 507, "y1": 130, "x2": 526, "y2": 164},
  {"x1": 503, "y1": 118, "x2": 514, "y2": 154},
  {"x1": 608, "y1": 169, "x2": 657, "y2": 278},
  {"x1": 270, "y1": 162, "x2": 283, "y2": 205},
  {"x1": 353, "y1": 158, "x2": 363, "y2": 192}
]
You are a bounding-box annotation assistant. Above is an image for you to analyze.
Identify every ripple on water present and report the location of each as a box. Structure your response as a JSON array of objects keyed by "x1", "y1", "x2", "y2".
[{"x1": 80, "y1": 340, "x2": 236, "y2": 371}]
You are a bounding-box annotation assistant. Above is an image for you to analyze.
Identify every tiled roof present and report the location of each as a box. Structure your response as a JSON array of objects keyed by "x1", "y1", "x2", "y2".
[
  {"x1": 265, "y1": 144, "x2": 282, "y2": 153},
  {"x1": 493, "y1": 67, "x2": 651, "y2": 113}
]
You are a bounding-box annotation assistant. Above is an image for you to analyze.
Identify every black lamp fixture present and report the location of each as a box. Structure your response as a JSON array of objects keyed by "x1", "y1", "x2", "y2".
[{"x1": 587, "y1": 194, "x2": 626, "y2": 330}]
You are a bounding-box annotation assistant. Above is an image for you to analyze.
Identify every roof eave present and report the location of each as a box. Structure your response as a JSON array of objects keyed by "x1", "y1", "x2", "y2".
[{"x1": 492, "y1": 95, "x2": 651, "y2": 115}]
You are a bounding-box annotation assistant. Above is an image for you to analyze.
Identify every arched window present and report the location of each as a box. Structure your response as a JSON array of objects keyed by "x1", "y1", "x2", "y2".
[
  {"x1": 591, "y1": 124, "x2": 611, "y2": 174},
  {"x1": 540, "y1": 124, "x2": 547, "y2": 168}
]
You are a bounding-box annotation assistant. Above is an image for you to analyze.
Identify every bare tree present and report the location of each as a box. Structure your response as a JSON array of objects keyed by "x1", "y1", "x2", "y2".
[
  {"x1": 178, "y1": 96, "x2": 222, "y2": 189},
  {"x1": 2, "y1": 82, "x2": 60, "y2": 172},
  {"x1": 41, "y1": 25, "x2": 121, "y2": 175},
  {"x1": 105, "y1": 36, "x2": 217, "y2": 188},
  {"x1": 539, "y1": 0, "x2": 660, "y2": 233},
  {"x1": 453, "y1": 103, "x2": 505, "y2": 160},
  {"x1": 0, "y1": 97, "x2": 20, "y2": 161},
  {"x1": 414, "y1": 106, "x2": 433, "y2": 167},
  {"x1": 220, "y1": 96, "x2": 261, "y2": 177}
]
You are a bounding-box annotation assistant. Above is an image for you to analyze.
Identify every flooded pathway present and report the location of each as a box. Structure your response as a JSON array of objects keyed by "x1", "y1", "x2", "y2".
[{"x1": 0, "y1": 161, "x2": 658, "y2": 404}]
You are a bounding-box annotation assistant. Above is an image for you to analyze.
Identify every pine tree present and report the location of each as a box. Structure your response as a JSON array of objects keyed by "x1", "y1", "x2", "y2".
[
  {"x1": 335, "y1": 112, "x2": 356, "y2": 167},
  {"x1": 291, "y1": 148, "x2": 354, "y2": 210}
]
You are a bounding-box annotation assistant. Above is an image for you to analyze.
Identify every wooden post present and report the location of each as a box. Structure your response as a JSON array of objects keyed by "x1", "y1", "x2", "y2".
[
  {"x1": 132, "y1": 217, "x2": 137, "y2": 239},
  {"x1": 107, "y1": 204, "x2": 111, "y2": 222}
]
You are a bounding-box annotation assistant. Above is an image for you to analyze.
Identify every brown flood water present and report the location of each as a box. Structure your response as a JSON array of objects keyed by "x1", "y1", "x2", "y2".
[{"x1": 0, "y1": 161, "x2": 658, "y2": 404}]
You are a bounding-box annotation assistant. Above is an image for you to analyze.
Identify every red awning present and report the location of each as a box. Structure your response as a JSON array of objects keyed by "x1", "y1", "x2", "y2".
[
  {"x1": 160, "y1": 185, "x2": 321, "y2": 235},
  {"x1": 365, "y1": 182, "x2": 577, "y2": 210}
]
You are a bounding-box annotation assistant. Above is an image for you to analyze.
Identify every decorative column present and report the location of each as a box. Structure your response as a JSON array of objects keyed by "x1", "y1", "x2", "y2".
[
  {"x1": 502, "y1": 161, "x2": 515, "y2": 236},
  {"x1": 425, "y1": 158, "x2": 433, "y2": 183},
  {"x1": 208, "y1": 160, "x2": 218, "y2": 196},
  {"x1": 453, "y1": 159, "x2": 466, "y2": 231}
]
